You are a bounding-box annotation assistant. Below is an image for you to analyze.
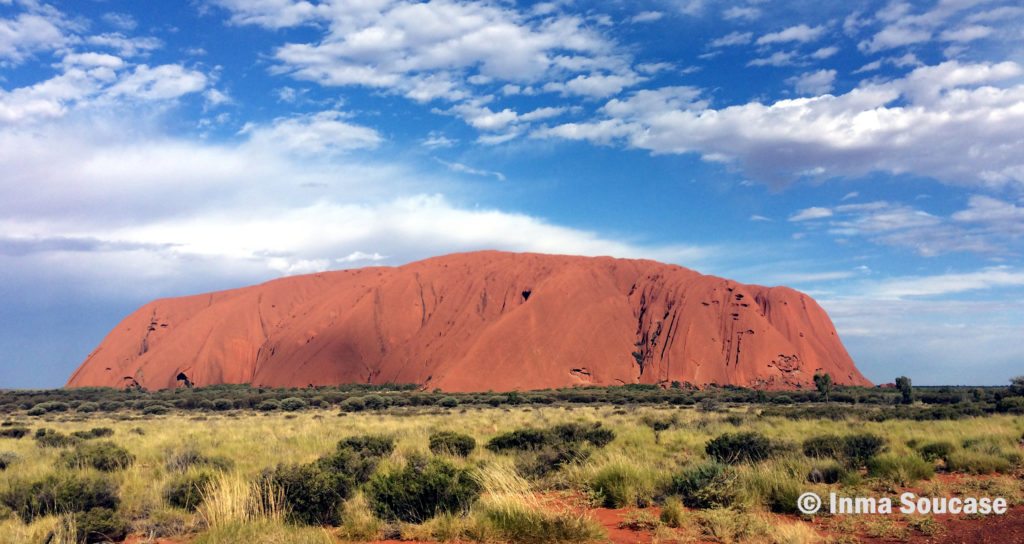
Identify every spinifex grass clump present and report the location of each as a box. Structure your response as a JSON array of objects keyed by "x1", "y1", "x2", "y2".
[
  {"x1": 867, "y1": 453, "x2": 934, "y2": 485},
  {"x1": 165, "y1": 472, "x2": 216, "y2": 511},
  {"x1": 429, "y1": 431, "x2": 476, "y2": 457},
  {"x1": 0, "y1": 472, "x2": 119, "y2": 523},
  {"x1": 668, "y1": 462, "x2": 738, "y2": 509},
  {"x1": 705, "y1": 432, "x2": 780, "y2": 464},
  {"x1": 367, "y1": 454, "x2": 481, "y2": 523},
  {"x1": 73, "y1": 506, "x2": 130, "y2": 544},
  {"x1": 589, "y1": 458, "x2": 658, "y2": 508},
  {"x1": 59, "y1": 441, "x2": 134, "y2": 472}
]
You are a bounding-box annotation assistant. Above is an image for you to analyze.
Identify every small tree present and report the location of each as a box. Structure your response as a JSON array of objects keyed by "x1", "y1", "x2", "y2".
[
  {"x1": 1009, "y1": 376, "x2": 1024, "y2": 396},
  {"x1": 895, "y1": 376, "x2": 913, "y2": 404},
  {"x1": 813, "y1": 373, "x2": 833, "y2": 404}
]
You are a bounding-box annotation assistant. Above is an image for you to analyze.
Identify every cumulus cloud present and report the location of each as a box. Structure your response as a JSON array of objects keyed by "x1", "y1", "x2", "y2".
[
  {"x1": 0, "y1": 60, "x2": 206, "y2": 124},
  {"x1": 629, "y1": 11, "x2": 663, "y2": 24},
  {"x1": 786, "y1": 197, "x2": 1024, "y2": 257},
  {"x1": 535, "y1": 60, "x2": 1024, "y2": 189},
  {"x1": 0, "y1": 6, "x2": 74, "y2": 64},
  {"x1": 788, "y1": 69, "x2": 836, "y2": 95},
  {"x1": 240, "y1": 110, "x2": 383, "y2": 154},
  {"x1": 709, "y1": 31, "x2": 753, "y2": 48},
  {"x1": 789, "y1": 207, "x2": 833, "y2": 221},
  {"x1": 756, "y1": 24, "x2": 826, "y2": 45}
]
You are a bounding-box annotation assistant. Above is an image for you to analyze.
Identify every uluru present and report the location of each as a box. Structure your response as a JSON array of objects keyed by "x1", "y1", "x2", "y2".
[{"x1": 66, "y1": 251, "x2": 870, "y2": 392}]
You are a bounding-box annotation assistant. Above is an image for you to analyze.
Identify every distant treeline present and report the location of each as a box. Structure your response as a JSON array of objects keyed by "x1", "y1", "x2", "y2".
[{"x1": 2, "y1": 381, "x2": 1023, "y2": 421}]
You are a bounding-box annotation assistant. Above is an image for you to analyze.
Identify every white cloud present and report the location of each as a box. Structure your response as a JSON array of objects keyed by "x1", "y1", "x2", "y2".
[
  {"x1": 0, "y1": 9, "x2": 73, "y2": 64},
  {"x1": 421, "y1": 131, "x2": 457, "y2": 149},
  {"x1": 862, "y1": 267, "x2": 1024, "y2": 299},
  {"x1": 259, "y1": 1, "x2": 618, "y2": 98},
  {"x1": 756, "y1": 24, "x2": 826, "y2": 45},
  {"x1": 536, "y1": 60, "x2": 1024, "y2": 189},
  {"x1": 747, "y1": 51, "x2": 794, "y2": 67},
  {"x1": 786, "y1": 197, "x2": 1024, "y2": 257},
  {"x1": 940, "y1": 24, "x2": 994, "y2": 42},
  {"x1": 722, "y1": 6, "x2": 761, "y2": 21},
  {"x1": 629, "y1": 11, "x2": 663, "y2": 24},
  {"x1": 709, "y1": 31, "x2": 752, "y2": 48},
  {"x1": 101, "y1": 12, "x2": 137, "y2": 31},
  {"x1": 789, "y1": 207, "x2": 833, "y2": 221},
  {"x1": 543, "y1": 72, "x2": 643, "y2": 98},
  {"x1": 811, "y1": 46, "x2": 839, "y2": 59},
  {"x1": 0, "y1": 61, "x2": 207, "y2": 125},
  {"x1": 788, "y1": 69, "x2": 836, "y2": 95},
  {"x1": 85, "y1": 33, "x2": 162, "y2": 57},
  {"x1": 859, "y1": 25, "x2": 931, "y2": 52},
  {"x1": 240, "y1": 110, "x2": 383, "y2": 154},
  {"x1": 435, "y1": 158, "x2": 506, "y2": 181}
]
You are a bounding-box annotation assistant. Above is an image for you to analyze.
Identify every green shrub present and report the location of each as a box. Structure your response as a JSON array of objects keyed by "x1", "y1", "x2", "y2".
[
  {"x1": 429, "y1": 431, "x2": 476, "y2": 457},
  {"x1": 867, "y1": 453, "x2": 934, "y2": 485},
  {"x1": 213, "y1": 399, "x2": 234, "y2": 411},
  {"x1": 487, "y1": 429, "x2": 549, "y2": 452},
  {"x1": 256, "y1": 400, "x2": 281, "y2": 411},
  {"x1": 75, "y1": 507, "x2": 129, "y2": 543},
  {"x1": 142, "y1": 403, "x2": 172, "y2": 415},
  {"x1": 338, "y1": 434, "x2": 395, "y2": 458},
  {"x1": 76, "y1": 402, "x2": 100, "y2": 413},
  {"x1": 668, "y1": 462, "x2": 738, "y2": 509},
  {"x1": 843, "y1": 433, "x2": 886, "y2": 468},
  {"x1": 316, "y1": 447, "x2": 381, "y2": 485},
  {"x1": 340, "y1": 397, "x2": 365, "y2": 412},
  {"x1": 367, "y1": 455, "x2": 481, "y2": 523},
  {"x1": 0, "y1": 472, "x2": 119, "y2": 522},
  {"x1": 34, "y1": 428, "x2": 79, "y2": 448},
  {"x1": 549, "y1": 423, "x2": 616, "y2": 448},
  {"x1": 362, "y1": 395, "x2": 388, "y2": 410},
  {"x1": 31, "y1": 401, "x2": 70, "y2": 414},
  {"x1": 706, "y1": 432, "x2": 776, "y2": 464},
  {"x1": 0, "y1": 427, "x2": 28, "y2": 439},
  {"x1": 945, "y1": 450, "x2": 1013, "y2": 474},
  {"x1": 439, "y1": 396, "x2": 459, "y2": 408},
  {"x1": 486, "y1": 423, "x2": 615, "y2": 452},
  {"x1": 590, "y1": 462, "x2": 656, "y2": 508},
  {"x1": 71, "y1": 427, "x2": 115, "y2": 440},
  {"x1": 60, "y1": 442, "x2": 134, "y2": 472},
  {"x1": 918, "y1": 441, "x2": 955, "y2": 462},
  {"x1": 280, "y1": 397, "x2": 309, "y2": 411},
  {"x1": 164, "y1": 472, "x2": 214, "y2": 511},
  {"x1": 803, "y1": 435, "x2": 844, "y2": 459},
  {"x1": 265, "y1": 463, "x2": 349, "y2": 526}
]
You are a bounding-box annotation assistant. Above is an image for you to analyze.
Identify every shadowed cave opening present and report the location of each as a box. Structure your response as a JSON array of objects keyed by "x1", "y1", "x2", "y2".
[
  {"x1": 522, "y1": 290, "x2": 532, "y2": 301},
  {"x1": 176, "y1": 372, "x2": 193, "y2": 388}
]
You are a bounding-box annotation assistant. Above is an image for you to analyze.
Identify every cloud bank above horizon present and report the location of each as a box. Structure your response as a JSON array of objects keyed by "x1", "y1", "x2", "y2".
[{"x1": 1, "y1": 0, "x2": 1023, "y2": 387}]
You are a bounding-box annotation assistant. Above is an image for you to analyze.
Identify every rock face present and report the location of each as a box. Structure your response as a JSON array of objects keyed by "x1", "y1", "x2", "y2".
[{"x1": 66, "y1": 251, "x2": 870, "y2": 391}]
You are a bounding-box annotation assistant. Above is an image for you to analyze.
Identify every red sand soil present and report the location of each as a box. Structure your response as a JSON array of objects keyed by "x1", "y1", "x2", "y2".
[{"x1": 67, "y1": 250, "x2": 870, "y2": 392}]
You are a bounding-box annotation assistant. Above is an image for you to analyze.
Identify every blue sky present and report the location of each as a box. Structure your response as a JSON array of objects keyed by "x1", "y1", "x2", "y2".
[{"x1": 2, "y1": 0, "x2": 1023, "y2": 388}]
